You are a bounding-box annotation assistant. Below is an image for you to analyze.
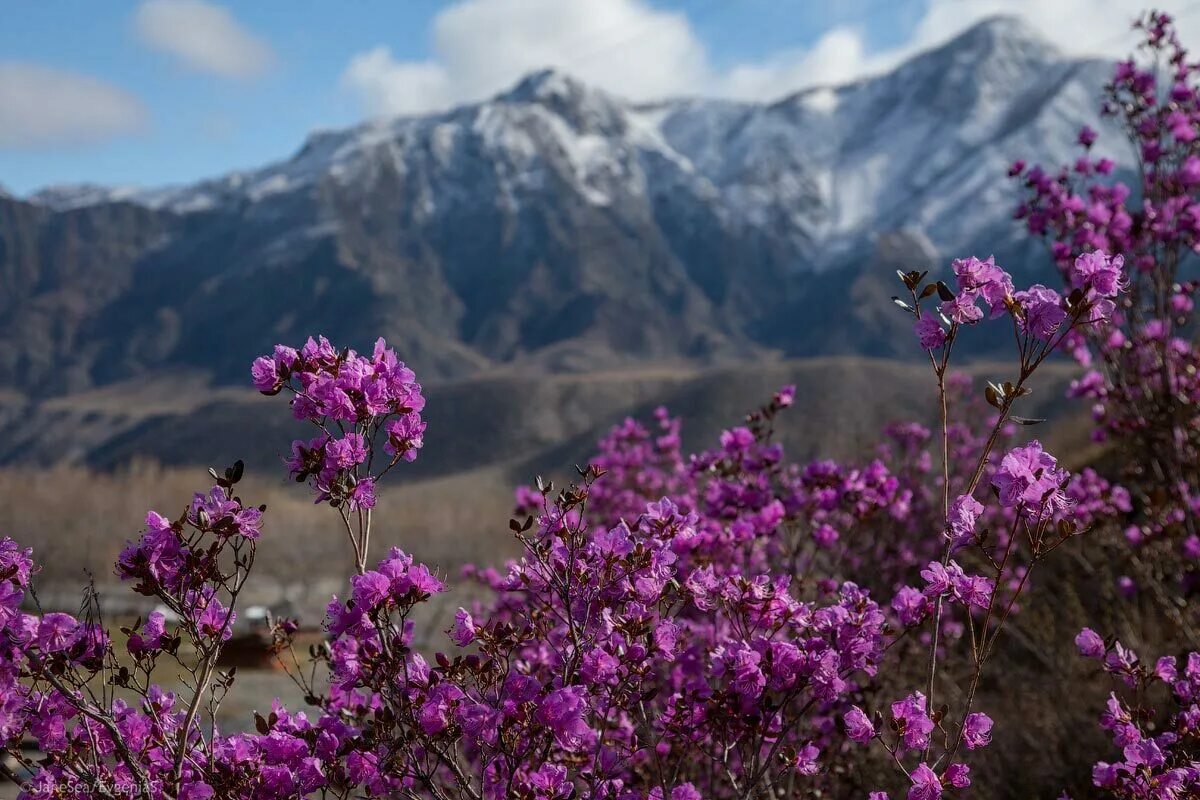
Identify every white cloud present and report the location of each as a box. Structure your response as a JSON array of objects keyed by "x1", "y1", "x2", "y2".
[
  {"x1": 134, "y1": 0, "x2": 274, "y2": 79},
  {"x1": 0, "y1": 63, "x2": 146, "y2": 149},
  {"x1": 714, "y1": 27, "x2": 872, "y2": 101},
  {"x1": 341, "y1": 0, "x2": 1200, "y2": 118},
  {"x1": 341, "y1": 0, "x2": 706, "y2": 116},
  {"x1": 900, "y1": 0, "x2": 1200, "y2": 66}
]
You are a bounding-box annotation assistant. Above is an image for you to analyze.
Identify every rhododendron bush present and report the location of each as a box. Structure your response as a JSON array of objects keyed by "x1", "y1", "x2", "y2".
[{"x1": 1, "y1": 9, "x2": 1198, "y2": 800}]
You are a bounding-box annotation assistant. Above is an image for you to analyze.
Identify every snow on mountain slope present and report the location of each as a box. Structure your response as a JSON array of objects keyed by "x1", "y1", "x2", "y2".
[
  {"x1": 1, "y1": 16, "x2": 1124, "y2": 397},
  {"x1": 27, "y1": 16, "x2": 1111, "y2": 262}
]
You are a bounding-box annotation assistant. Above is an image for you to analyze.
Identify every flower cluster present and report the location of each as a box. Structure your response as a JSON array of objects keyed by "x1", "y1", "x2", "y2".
[
  {"x1": 1013, "y1": 9, "x2": 1200, "y2": 596},
  {"x1": 0, "y1": 463, "x2": 280, "y2": 798},
  {"x1": 3, "y1": 13, "x2": 1194, "y2": 799},
  {"x1": 1072, "y1": 630, "x2": 1200, "y2": 797},
  {"x1": 0, "y1": 244, "x2": 1139, "y2": 800},
  {"x1": 255, "y1": 336, "x2": 426, "y2": 514}
]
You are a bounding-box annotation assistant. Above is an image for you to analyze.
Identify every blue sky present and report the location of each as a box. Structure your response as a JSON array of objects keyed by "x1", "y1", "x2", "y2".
[{"x1": 0, "y1": 0, "x2": 1177, "y2": 194}]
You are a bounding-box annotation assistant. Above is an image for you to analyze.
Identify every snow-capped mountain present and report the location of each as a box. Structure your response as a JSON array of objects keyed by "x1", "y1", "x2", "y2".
[{"x1": 1, "y1": 16, "x2": 1119, "y2": 397}]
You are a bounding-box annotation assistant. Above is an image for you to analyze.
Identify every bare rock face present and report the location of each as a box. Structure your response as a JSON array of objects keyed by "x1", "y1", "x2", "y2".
[
  {"x1": 874, "y1": 230, "x2": 940, "y2": 272},
  {"x1": 0, "y1": 17, "x2": 1120, "y2": 400}
]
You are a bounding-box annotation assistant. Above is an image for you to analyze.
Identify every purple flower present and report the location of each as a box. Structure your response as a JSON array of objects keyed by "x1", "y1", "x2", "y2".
[
  {"x1": 1014, "y1": 284, "x2": 1067, "y2": 339},
  {"x1": 37, "y1": 613, "x2": 80, "y2": 653},
  {"x1": 407, "y1": 563, "x2": 445, "y2": 595},
  {"x1": 347, "y1": 477, "x2": 377, "y2": 511},
  {"x1": 536, "y1": 687, "x2": 594, "y2": 752},
  {"x1": 951, "y1": 573, "x2": 994, "y2": 609},
  {"x1": 325, "y1": 433, "x2": 368, "y2": 469},
  {"x1": 385, "y1": 413, "x2": 426, "y2": 462},
  {"x1": 178, "y1": 783, "x2": 214, "y2": 800},
  {"x1": 940, "y1": 292, "x2": 983, "y2": 325},
  {"x1": 127, "y1": 611, "x2": 168, "y2": 656},
  {"x1": 920, "y1": 561, "x2": 956, "y2": 597},
  {"x1": 528, "y1": 764, "x2": 571, "y2": 799},
  {"x1": 952, "y1": 255, "x2": 1013, "y2": 315},
  {"x1": 891, "y1": 586, "x2": 929, "y2": 626},
  {"x1": 914, "y1": 316, "x2": 947, "y2": 350},
  {"x1": 1070, "y1": 251, "x2": 1126, "y2": 299},
  {"x1": 451, "y1": 608, "x2": 475, "y2": 646},
  {"x1": 891, "y1": 692, "x2": 935, "y2": 751},
  {"x1": 946, "y1": 494, "x2": 983, "y2": 546},
  {"x1": 812, "y1": 524, "x2": 839, "y2": 548},
  {"x1": 961, "y1": 712, "x2": 993, "y2": 750},
  {"x1": 0, "y1": 581, "x2": 22, "y2": 627},
  {"x1": 1123, "y1": 738, "x2": 1166, "y2": 768},
  {"x1": 793, "y1": 742, "x2": 820, "y2": 776},
  {"x1": 671, "y1": 785, "x2": 703, "y2": 800},
  {"x1": 944, "y1": 763, "x2": 970, "y2": 789},
  {"x1": 843, "y1": 705, "x2": 876, "y2": 743},
  {"x1": 908, "y1": 763, "x2": 942, "y2": 800},
  {"x1": 419, "y1": 684, "x2": 465, "y2": 735},
  {"x1": 991, "y1": 440, "x2": 1069, "y2": 513},
  {"x1": 251, "y1": 357, "x2": 281, "y2": 393},
  {"x1": 351, "y1": 571, "x2": 391, "y2": 610},
  {"x1": 118, "y1": 515, "x2": 185, "y2": 588},
  {"x1": 1076, "y1": 627, "x2": 1107, "y2": 658}
]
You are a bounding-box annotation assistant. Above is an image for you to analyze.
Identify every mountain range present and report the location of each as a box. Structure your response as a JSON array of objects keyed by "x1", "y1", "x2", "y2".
[{"x1": 0, "y1": 16, "x2": 1116, "y2": 471}]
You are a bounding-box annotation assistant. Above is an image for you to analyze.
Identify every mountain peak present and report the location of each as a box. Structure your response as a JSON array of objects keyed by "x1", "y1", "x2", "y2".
[
  {"x1": 500, "y1": 69, "x2": 609, "y2": 105},
  {"x1": 497, "y1": 68, "x2": 627, "y2": 134},
  {"x1": 943, "y1": 15, "x2": 1058, "y2": 60},
  {"x1": 27, "y1": 182, "x2": 142, "y2": 211}
]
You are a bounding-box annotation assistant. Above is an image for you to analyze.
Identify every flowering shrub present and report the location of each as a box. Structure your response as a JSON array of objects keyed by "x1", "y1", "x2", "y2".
[
  {"x1": 0, "y1": 10, "x2": 1195, "y2": 800},
  {"x1": 1013, "y1": 10, "x2": 1200, "y2": 610},
  {"x1": 1008, "y1": 11, "x2": 1200, "y2": 795},
  {"x1": 1075, "y1": 630, "x2": 1200, "y2": 796},
  {"x1": 0, "y1": 235, "x2": 1130, "y2": 799}
]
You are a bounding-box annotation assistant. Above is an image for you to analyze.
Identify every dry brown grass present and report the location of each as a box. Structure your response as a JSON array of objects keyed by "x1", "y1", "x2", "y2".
[{"x1": 0, "y1": 460, "x2": 520, "y2": 620}]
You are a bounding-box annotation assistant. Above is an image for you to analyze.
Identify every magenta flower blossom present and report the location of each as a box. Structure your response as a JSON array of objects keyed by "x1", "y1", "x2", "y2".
[
  {"x1": 914, "y1": 315, "x2": 947, "y2": 349},
  {"x1": 257, "y1": 336, "x2": 426, "y2": 508},
  {"x1": 908, "y1": 763, "x2": 942, "y2": 800},
  {"x1": 891, "y1": 692, "x2": 935, "y2": 751},
  {"x1": 127, "y1": 611, "x2": 168, "y2": 656},
  {"x1": 961, "y1": 712, "x2": 993, "y2": 749},
  {"x1": 193, "y1": 591, "x2": 235, "y2": 641},
  {"x1": 843, "y1": 706, "x2": 876, "y2": 743},
  {"x1": 451, "y1": 608, "x2": 476, "y2": 646},
  {"x1": 951, "y1": 255, "x2": 1014, "y2": 315},
  {"x1": 1076, "y1": 627, "x2": 1106, "y2": 658},
  {"x1": 1014, "y1": 284, "x2": 1067, "y2": 339},
  {"x1": 951, "y1": 573, "x2": 994, "y2": 609},
  {"x1": 991, "y1": 440, "x2": 1069, "y2": 513},
  {"x1": 1070, "y1": 251, "x2": 1127, "y2": 299},
  {"x1": 946, "y1": 494, "x2": 983, "y2": 546},
  {"x1": 178, "y1": 782, "x2": 214, "y2": 800},
  {"x1": 892, "y1": 585, "x2": 930, "y2": 626},
  {"x1": 37, "y1": 613, "x2": 80, "y2": 653},
  {"x1": 536, "y1": 687, "x2": 594, "y2": 752},
  {"x1": 350, "y1": 571, "x2": 391, "y2": 610},
  {"x1": 920, "y1": 561, "x2": 957, "y2": 597},
  {"x1": 385, "y1": 413, "x2": 427, "y2": 461},
  {"x1": 944, "y1": 763, "x2": 971, "y2": 789},
  {"x1": 940, "y1": 291, "x2": 983, "y2": 325},
  {"x1": 325, "y1": 433, "x2": 368, "y2": 469}
]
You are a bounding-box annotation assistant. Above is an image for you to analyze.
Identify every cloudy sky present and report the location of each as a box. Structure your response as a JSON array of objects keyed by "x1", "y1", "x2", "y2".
[{"x1": 2, "y1": 0, "x2": 1197, "y2": 193}]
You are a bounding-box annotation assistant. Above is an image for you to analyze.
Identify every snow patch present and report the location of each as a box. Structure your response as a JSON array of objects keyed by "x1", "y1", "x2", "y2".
[{"x1": 803, "y1": 88, "x2": 839, "y2": 114}]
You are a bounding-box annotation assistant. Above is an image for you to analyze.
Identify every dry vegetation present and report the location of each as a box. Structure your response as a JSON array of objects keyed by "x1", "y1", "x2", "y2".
[{"x1": 0, "y1": 460, "x2": 519, "y2": 622}]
